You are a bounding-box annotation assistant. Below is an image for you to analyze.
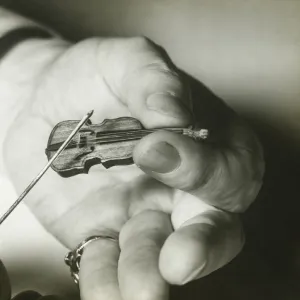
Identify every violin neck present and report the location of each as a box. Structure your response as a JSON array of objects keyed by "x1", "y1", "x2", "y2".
[
  {"x1": 94, "y1": 128, "x2": 184, "y2": 144},
  {"x1": 91, "y1": 127, "x2": 208, "y2": 144}
]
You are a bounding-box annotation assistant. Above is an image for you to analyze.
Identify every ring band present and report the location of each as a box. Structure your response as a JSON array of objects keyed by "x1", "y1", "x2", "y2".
[{"x1": 64, "y1": 235, "x2": 118, "y2": 285}]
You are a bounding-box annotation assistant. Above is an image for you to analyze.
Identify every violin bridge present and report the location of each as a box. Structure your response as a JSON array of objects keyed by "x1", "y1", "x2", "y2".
[{"x1": 79, "y1": 128, "x2": 95, "y2": 134}]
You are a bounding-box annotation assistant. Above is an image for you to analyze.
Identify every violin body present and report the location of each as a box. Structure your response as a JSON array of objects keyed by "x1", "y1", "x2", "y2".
[
  {"x1": 46, "y1": 116, "x2": 208, "y2": 178},
  {"x1": 46, "y1": 117, "x2": 143, "y2": 177}
]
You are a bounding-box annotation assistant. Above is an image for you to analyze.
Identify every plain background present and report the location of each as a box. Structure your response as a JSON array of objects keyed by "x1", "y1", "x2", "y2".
[{"x1": 0, "y1": 1, "x2": 299, "y2": 299}]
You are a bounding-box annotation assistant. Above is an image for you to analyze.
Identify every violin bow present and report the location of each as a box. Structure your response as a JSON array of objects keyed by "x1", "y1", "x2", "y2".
[{"x1": 0, "y1": 110, "x2": 94, "y2": 225}]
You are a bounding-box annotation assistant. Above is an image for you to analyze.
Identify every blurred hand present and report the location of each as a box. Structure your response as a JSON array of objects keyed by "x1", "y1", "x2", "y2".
[
  {"x1": 4, "y1": 36, "x2": 264, "y2": 300},
  {"x1": 0, "y1": 260, "x2": 11, "y2": 300},
  {"x1": 1, "y1": 260, "x2": 61, "y2": 299}
]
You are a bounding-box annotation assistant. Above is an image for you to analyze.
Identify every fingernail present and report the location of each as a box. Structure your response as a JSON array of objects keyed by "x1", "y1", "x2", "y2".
[
  {"x1": 180, "y1": 261, "x2": 207, "y2": 285},
  {"x1": 138, "y1": 142, "x2": 181, "y2": 173},
  {"x1": 146, "y1": 93, "x2": 191, "y2": 121}
]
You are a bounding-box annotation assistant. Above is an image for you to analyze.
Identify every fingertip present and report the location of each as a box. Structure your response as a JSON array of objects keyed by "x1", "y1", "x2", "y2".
[
  {"x1": 134, "y1": 140, "x2": 181, "y2": 174},
  {"x1": 159, "y1": 225, "x2": 208, "y2": 285},
  {"x1": 159, "y1": 212, "x2": 244, "y2": 286},
  {"x1": 133, "y1": 130, "x2": 209, "y2": 191}
]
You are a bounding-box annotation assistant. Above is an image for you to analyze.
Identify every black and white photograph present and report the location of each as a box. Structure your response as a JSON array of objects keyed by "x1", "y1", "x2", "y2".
[{"x1": 0, "y1": 1, "x2": 299, "y2": 300}]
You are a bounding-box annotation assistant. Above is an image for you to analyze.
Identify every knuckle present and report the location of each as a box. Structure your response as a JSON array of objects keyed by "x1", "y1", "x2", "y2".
[
  {"x1": 125, "y1": 211, "x2": 171, "y2": 235},
  {"x1": 125, "y1": 36, "x2": 174, "y2": 73},
  {"x1": 137, "y1": 60, "x2": 183, "y2": 94},
  {"x1": 132, "y1": 210, "x2": 169, "y2": 224},
  {"x1": 128, "y1": 36, "x2": 154, "y2": 51},
  {"x1": 119, "y1": 210, "x2": 172, "y2": 248},
  {"x1": 67, "y1": 37, "x2": 100, "y2": 56},
  {"x1": 121, "y1": 37, "x2": 183, "y2": 93},
  {"x1": 195, "y1": 145, "x2": 265, "y2": 213},
  {"x1": 147, "y1": 61, "x2": 180, "y2": 81}
]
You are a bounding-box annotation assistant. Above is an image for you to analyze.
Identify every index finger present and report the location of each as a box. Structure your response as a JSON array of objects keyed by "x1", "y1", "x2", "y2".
[{"x1": 102, "y1": 37, "x2": 192, "y2": 128}]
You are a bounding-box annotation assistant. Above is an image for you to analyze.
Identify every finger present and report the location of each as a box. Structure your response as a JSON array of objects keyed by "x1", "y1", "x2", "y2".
[
  {"x1": 159, "y1": 198, "x2": 244, "y2": 285},
  {"x1": 104, "y1": 37, "x2": 192, "y2": 128},
  {"x1": 79, "y1": 232, "x2": 121, "y2": 300},
  {"x1": 118, "y1": 210, "x2": 173, "y2": 300},
  {"x1": 0, "y1": 260, "x2": 11, "y2": 300},
  {"x1": 133, "y1": 128, "x2": 263, "y2": 212}
]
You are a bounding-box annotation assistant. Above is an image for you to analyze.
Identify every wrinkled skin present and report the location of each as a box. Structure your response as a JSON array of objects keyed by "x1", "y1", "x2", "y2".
[{"x1": 4, "y1": 37, "x2": 264, "y2": 300}]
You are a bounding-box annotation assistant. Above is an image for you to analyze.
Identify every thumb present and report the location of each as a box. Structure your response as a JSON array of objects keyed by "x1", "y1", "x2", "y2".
[
  {"x1": 133, "y1": 123, "x2": 263, "y2": 213},
  {"x1": 133, "y1": 130, "x2": 212, "y2": 190}
]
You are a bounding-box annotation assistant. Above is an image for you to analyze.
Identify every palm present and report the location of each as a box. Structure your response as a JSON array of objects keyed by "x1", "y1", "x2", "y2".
[{"x1": 5, "y1": 41, "x2": 183, "y2": 247}]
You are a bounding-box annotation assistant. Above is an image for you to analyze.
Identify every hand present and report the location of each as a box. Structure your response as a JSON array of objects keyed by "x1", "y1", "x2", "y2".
[
  {"x1": 1, "y1": 260, "x2": 61, "y2": 299},
  {"x1": 4, "y1": 37, "x2": 264, "y2": 300},
  {"x1": 0, "y1": 260, "x2": 11, "y2": 300}
]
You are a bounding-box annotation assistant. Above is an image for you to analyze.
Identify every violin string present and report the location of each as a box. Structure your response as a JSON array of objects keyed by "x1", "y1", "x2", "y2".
[
  {"x1": 83, "y1": 129, "x2": 183, "y2": 141},
  {"x1": 55, "y1": 129, "x2": 183, "y2": 142},
  {"x1": 48, "y1": 136, "x2": 146, "y2": 150},
  {"x1": 47, "y1": 133, "x2": 153, "y2": 151},
  {"x1": 52, "y1": 127, "x2": 184, "y2": 136},
  {"x1": 48, "y1": 128, "x2": 184, "y2": 151}
]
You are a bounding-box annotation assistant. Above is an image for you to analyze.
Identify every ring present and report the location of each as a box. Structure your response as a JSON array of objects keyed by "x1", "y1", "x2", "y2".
[{"x1": 64, "y1": 235, "x2": 118, "y2": 285}]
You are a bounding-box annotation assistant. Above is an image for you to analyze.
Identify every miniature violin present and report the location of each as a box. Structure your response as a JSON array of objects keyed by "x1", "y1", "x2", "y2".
[{"x1": 46, "y1": 116, "x2": 209, "y2": 177}]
